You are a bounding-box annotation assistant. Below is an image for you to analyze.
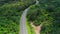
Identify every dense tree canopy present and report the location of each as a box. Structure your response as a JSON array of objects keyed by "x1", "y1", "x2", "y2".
[
  {"x1": 27, "y1": 0, "x2": 60, "y2": 34},
  {"x1": 0, "y1": 0, "x2": 60, "y2": 34},
  {"x1": 0, "y1": 0, "x2": 35, "y2": 34}
]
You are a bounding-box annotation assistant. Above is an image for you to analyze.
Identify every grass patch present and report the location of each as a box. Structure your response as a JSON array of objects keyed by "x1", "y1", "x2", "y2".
[
  {"x1": 26, "y1": 19, "x2": 31, "y2": 34},
  {"x1": 26, "y1": 19, "x2": 36, "y2": 34}
]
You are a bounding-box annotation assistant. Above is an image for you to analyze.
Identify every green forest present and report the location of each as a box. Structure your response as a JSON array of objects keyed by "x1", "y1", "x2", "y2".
[
  {"x1": 0, "y1": 0, "x2": 35, "y2": 34},
  {"x1": 27, "y1": 0, "x2": 60, "y2": 34},
  {"x1": 0, "y1": 0, "x2": 60, "y2": 34}
]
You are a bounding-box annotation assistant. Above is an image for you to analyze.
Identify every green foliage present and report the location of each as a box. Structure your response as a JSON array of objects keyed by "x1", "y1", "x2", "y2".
[
  {"x1": 27, "y1": 0, "x2": 60, "y2": 34},
  {"x1": 0, "y1": 0, "x2": 36, "y2": 34},
  {"x1": 0, "y1": 0, "x2": 20, "y2": 6},
  {"x1": 0, "y1": 3, "x2": 22, "y2": 34},
  {"x1": 26, "y1": 19, "x2": 36, "y2": 34}
]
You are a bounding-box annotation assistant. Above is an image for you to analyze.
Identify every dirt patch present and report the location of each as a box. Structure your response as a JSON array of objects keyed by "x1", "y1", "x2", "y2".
[{"x1": 30, "y1": 21, "x2": 43, "y2": 34}]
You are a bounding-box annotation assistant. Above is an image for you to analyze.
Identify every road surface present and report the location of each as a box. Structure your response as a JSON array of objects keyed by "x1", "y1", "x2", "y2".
[{"x1": 19, "y1": 0, "x2": 39, "y2": 34}]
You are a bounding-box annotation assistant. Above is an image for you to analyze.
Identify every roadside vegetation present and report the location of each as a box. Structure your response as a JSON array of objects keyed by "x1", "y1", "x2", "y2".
[
  {"x1": 26, "y1": 19, "x2": 36, "y2": 34},
  {"x1": 27, "y1": 0, "x2": 60, "y2": 34},
  {"x1": 0, "y1": 0, "x2": 35, "y2": 34},
  {"x1": 0, "y1": 0, "x2": 60, "y2": 34}
]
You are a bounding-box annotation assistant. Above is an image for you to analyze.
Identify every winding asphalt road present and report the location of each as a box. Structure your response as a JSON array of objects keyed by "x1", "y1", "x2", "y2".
[
  {"x1": 19, "y1": 0, "x2": 39, "y2": 34},
  {"x1": 19, "y1": 7, "x2": 30, "y2": 34}
]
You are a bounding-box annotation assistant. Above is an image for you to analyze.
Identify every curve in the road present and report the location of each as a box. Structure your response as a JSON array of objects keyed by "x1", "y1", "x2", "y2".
[
  {"x1": 19, "y1": 0, "x2": 39, "y2": 34},
  {"x1": 19, "y1": 7, "x2": 30, "y2": 34}
]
